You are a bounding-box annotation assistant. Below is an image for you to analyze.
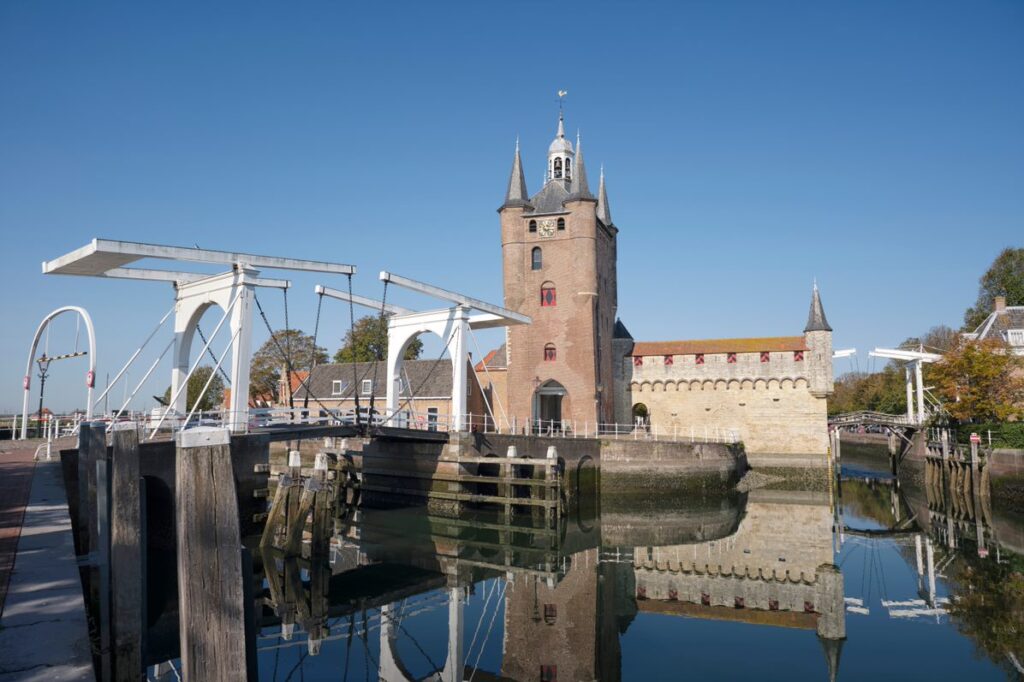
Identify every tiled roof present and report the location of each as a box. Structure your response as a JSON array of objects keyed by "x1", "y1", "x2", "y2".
[
  {"x1": 474, "y1": 344, "x2": 507, "y2": 371},
  {"x1": 631, "y1": 336, "x2": 807, "y2": 357},
  {"x1": 527, "y1": 179, "x2": 572, "y2": 214},
  {"x1": 293, "y1": 360, "x2": 458, "y2": 402},
  {"x1": 973, "y1": 307, "x2": 1024, "y2": 344}
]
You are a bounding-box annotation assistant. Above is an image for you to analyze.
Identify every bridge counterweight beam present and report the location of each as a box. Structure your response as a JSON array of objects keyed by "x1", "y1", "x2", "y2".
[{"x1": 905, "y1": 366, "x2": 914, "y2": 423}]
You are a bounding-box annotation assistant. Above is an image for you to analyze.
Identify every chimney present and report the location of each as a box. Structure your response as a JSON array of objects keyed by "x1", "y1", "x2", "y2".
[{"x1": 994, "y1": 296, "x2": 1007, "y2": 313}]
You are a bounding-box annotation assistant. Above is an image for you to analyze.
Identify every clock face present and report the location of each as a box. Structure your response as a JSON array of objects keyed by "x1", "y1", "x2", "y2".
[{"x1": 538, "y1": 219, "x2": 556, "y2": 237}]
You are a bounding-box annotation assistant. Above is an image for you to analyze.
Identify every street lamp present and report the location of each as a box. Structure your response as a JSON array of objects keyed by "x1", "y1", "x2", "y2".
[{"x1": 36, "y1": 353, "x2": 53, "y2": 436}]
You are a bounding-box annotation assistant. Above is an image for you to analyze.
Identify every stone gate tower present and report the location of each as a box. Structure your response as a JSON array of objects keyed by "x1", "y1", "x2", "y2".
[{"x1": 498, "y1": 112, "x2": 618, "y2": 430}]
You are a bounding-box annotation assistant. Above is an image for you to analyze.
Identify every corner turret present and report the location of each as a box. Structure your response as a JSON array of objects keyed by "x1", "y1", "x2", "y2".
[
  {"x1": 804, "y1": 282, "x2": 834, "y2": 397},
  {"x1": 500, "y1": 138, "x2": 531, "y2": 210}
]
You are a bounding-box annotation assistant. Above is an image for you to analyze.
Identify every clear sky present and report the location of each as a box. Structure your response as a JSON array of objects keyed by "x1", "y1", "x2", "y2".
[{"x1": 1, "y1": 1, "x2": 1022, "y2": 413}]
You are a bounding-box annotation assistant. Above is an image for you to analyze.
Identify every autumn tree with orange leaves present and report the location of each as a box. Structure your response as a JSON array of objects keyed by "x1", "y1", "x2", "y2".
[{"x1": 929, "y1": 338, "x2": 1024, "y2": 422}]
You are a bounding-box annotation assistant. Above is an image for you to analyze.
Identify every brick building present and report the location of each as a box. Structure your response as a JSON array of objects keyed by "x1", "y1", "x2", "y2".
[{"x1": 485, "y1": 111, "x2": 834, "y2": 456}]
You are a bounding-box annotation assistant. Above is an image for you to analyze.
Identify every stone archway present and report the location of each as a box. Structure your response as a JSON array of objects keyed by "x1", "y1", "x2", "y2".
[
  {"x1": 533, "y1": 379, "x2": 567, "y2": 433},
  {"x1": 632, "y1": 403, "x2": 650, "y2": 431}
]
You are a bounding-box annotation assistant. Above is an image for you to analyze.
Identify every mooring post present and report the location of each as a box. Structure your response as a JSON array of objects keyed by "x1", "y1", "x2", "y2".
[
  {"x1": 95, "y1": 424, "x2": 113, "y2": 682},
  {"x1": 175, "y1": 427, "x2": 251, "y2": 682},
  {"x1": 311, "y1": 453, "x2": 332, "y2": 557},
  {"x1": 77, "y1": 421, "x2": 106, "y2": 558},
  {"x1": 111, "y1": 424, "x2": 144, "y2": 682}
]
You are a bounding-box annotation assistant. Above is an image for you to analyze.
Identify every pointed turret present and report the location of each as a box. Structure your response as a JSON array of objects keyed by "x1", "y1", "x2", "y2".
[
  {"x1": 566, "y1": 131, "x2": 593, "y2": 201},
  {"x1": 501, "y1": 138, "x2": 531, "y2": 210},
  {"x1": 805, "y1": 281, "x2": 832, "y2": 332},
  {"x1": 597, "y1": 165, "x2": 612, "y2": 225}
]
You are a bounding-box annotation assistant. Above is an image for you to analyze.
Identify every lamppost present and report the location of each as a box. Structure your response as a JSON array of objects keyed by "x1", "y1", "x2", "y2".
[{"x1": 36, "y1": 353, "x2": 53, "y2": 437}]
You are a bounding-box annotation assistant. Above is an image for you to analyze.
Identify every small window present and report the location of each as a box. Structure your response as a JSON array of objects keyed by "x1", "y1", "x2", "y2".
[
  {"x1": 557, "y1": 217, "x2": 565, "y2": 231},
  {"x1": 529, "y1": 220, "x2": 537, "y2": 233},
  {"x1": 544, "y1": 344, "x2": 556, "y2": 362},
  {"x1": 663, "y1": 355, "x2": 673, "y2": 366},
  {"x1": 633, "y1": 356, "x2": 643, "y2": 367},
  {"x1": 361, "y1": 379, "x2": 372, "y2": 395},
  {"x1": 760, "y1": 352, "x2": 770, "y2": 363},
  {"x1": 695, "y1": 353, "x2": 705, "y2": 365},
  {"x1": 1006, "y1": 330, "x2": 1024, "y2": 346},
  {"x1": 532, "y1": 247, "x2": 542, "y2": 270},
  {"x1": 727, "y1": 352, "x2": 737, "y2": 364},
  {"x1": 794, "y1": 350, "x2": 804, "y2": 362},
  {"x1": 544, "y1": 603, "x2": 557, "y2": 624},
  {"x1": 540, "y1": 665, "x2": 558, "y2": 682},
  {"x1": 540, "y1": 285, "x2": 556, "y2": 307},
  {"x1": 331, "y1": 380, "x2": 343, "y2": 396},
  {"x1": 553, "y1": 157, "x2": 562, "y2": 179}
]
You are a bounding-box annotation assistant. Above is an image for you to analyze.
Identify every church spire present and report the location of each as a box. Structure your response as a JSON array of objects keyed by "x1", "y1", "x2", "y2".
[
  {"x1": 567, "y1": 131, "x2": 593, "y2": 200},
  {"x1": 597, "y1": 164, "x2": 612, "y2": 224},
  {"x1": 805, "y1": 281, "x2": 833, "y2": 332},
  {"x1": 501, "y1": 137, "x2": 531, "y2": 209}
]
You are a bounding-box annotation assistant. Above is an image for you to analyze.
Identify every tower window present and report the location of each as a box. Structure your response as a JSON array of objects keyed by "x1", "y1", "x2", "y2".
[
  {"x1": 664, "y1": 355, "x2": 673, "y2": 366},
  {"x1": 557, "y1": 218, "x2": 565, "y2": 231},
  {"x1": 760, "y1": 352, "x2": 771, "y2": 363},
  {"x1": 564, "y1": 157, "x2": 572, "y2": 180},
  {"x1": 540, "y1": 284, "x2": 556, "y2": 307},
  {"x1": 633, "y1": 356, "x2": 643, "y2": 367},
  {"x1": 794, "y1": 350, "x2": 804, "y2": 362},
  {"x1": 531, "y1": 247, "x2": 542, "y2": 270},
  {"x1": 553, "y1": 157, "x2": 563, "y2": 179},
  {"x1": 727, "y1": 353, "x2": 737, "y2": 364},
  {"x1": 529, "y1": 220, "x2": 537, "y2": 233},
  {"x1": 544, "y1": 344, "x2": 556, "y2": 362},
  {"x1": 695, "y1": 354, "x2": 705, "y2": 365}
]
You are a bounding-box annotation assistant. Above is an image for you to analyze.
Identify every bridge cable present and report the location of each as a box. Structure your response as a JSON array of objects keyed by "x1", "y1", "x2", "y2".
[
  {"x1": 283, "y1": 287, "x2": 295, "y2": 413},
  {"x1": 196, "y1": 324, "x2": 232, "y2": 385},
  {"x1": 346, "y1": 273, "x2": 363, "y2": 430},
  {"x1": 251, "y1": 286, "x2": 335, "y2": 413},
  {"x1": 384, "y1": 329, "x2": 456, "y2": 428},
  {"x1": 304, "y1": 290, "x2": 325, "y2": 410}
]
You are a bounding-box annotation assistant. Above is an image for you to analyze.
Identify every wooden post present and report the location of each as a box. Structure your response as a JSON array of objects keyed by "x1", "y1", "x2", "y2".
[
  {"x1": 175, "y1": 427, "x2": 250, "y2": 682},
  {"x1": 77, "y1": 422, "x2": 106, "y2": 557},
  {"x1": 111, "y1": 425, "x2": 144, "y2": 682},
  {"x1": 95, "y1": 426, "x2": 113, "y2": 682}
]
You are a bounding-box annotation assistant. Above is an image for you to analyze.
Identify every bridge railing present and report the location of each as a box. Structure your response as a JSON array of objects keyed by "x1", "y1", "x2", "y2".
[
  {"x1": 829, "y1": 411, "x2": 921, "y2": 428},
  {"x1": 132, "y1": 406, "x2": 742, "y2": 444}
]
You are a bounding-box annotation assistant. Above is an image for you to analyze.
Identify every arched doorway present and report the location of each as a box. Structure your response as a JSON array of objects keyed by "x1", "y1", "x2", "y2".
[
  {"x1": 533, "y1": 379, "x2": 566, "y2": 433},
  {"x1": 632, "y1": 403, "x2": 649, "y2": 432}
]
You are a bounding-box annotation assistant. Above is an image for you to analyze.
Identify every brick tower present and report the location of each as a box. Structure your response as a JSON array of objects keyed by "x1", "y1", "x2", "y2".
[{"x1": 498, "y1": 112, "x2": 618, "y2": 431}]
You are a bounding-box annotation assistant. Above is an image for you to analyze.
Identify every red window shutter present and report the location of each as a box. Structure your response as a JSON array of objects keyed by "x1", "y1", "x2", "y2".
[
  {"x1": 633, "y1": 356, "x2": 643, "y2": 367},
  {"x1": 794, "y1": 350, "x2": 804, "y2": 362},
  {"x1": 540, "y1": 665, "x2": 558, "y2": 682},
  {"x1": 727, "y1": 352, "x2": 737, "y2": 364},
  {"x1": 695, "y1": 354, "x2": 705, "y2": 365},
  {"x1": 760, "y1": 351, "x2": 770, "y2": 363},
  {"x1": 540, "y1": 287, "x2": 556, "y2": 307},
  {"x1": 664, "y1": 355, "x2": 673, "y2": 366}
]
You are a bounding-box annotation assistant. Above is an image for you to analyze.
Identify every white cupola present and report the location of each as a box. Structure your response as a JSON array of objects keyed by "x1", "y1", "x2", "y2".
[{"x1": 547, "y1": 111, "x2": 574, "y2": 183}]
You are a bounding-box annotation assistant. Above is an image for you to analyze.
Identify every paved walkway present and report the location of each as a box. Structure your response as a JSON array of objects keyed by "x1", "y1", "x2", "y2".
[
  {"x1": 0, "y1": 445, "x2": 35, "y2": 614},
  {"x1": 0, "y1": 445, "x2": 93, "y2": 681}
]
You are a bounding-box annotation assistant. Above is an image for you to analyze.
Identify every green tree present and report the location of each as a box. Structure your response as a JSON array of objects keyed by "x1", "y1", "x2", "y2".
[
  {"x1": 963, "y1": 247, "x2": 1024, "y2": 330},
  {"x1": 334, "y1": 315, "x2": 422, "y2": 363},
  {"x1": 162, "y1": 366, "x2": 225, "y2": 413},
  {"x1": 929, "y1": 338, "x2": 1024, "y2": 422},
  {"x1": 250, "y1": 329, "x2": 328, "y2": 400},
  {"x1": 947, "y1": 556, "x2": 1024, "y2": 676}
]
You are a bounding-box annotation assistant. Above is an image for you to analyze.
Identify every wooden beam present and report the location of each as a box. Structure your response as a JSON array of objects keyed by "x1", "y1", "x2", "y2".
[
  {"x1": 175, "y1": 428, "x2": 251, "y2": 681},
  {"x1": 111, "y1": 427, "x2": 143, "y2": 682}
]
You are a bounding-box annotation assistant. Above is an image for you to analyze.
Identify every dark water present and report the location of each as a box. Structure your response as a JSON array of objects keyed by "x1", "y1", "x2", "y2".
[{"x1": 159, "y1": 447, "x2": 1024, "y2": 681}]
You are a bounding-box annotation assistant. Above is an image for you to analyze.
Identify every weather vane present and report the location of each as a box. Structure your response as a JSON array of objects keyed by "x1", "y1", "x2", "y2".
[{"x1": 557, "y1": 89, "x2": 568, "y2": 113}]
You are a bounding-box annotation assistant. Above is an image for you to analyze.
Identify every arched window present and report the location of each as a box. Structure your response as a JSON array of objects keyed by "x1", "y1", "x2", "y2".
[
  {"x1": 540, "y1": 282, "x2": 556, "y2": 307},
  {"x1": 531, "y1": 247, "x2": 542, "y2": 270},
  {"x1": 553, "y1": 157, "x2": 563, "y2": 179},
  {"x1": 544, "y1": 343, "x2": 556, "y2": 362},
  {"x1": 529, "y1": 220, "x2": 537, "y2": 233},
  {"x1": 564, "y1": 157, "x2": 572, "y2": 180},
  {"x1": 557, "y1": 218, "x2": 565, "y2": 231}
]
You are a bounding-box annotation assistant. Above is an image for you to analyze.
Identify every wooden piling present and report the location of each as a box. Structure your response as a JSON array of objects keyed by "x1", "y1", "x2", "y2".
[
  {"x1": 111, "y1": 426, "x2": 144, "y2": 682},
  {"x1": 175, "y1": 427, "x2": 250, "y2": 682}
]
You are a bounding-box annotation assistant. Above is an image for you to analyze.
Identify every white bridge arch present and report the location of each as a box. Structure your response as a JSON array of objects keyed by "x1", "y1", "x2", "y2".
[{"x1": 20, "y1": 306, "x2": 96, "y2": 439}]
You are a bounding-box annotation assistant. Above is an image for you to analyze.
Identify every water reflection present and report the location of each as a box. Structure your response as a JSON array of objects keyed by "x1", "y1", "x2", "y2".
[{"x1": 147, "y1": 451, "x2": 1024, "y2": 680}]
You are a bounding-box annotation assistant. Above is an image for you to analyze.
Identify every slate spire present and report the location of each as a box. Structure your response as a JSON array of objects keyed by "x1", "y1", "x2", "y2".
[
  {"x1": 597, "y1": 164, "x2": 612, "y2": 225},
  {"x1": 567, "y1": 131, "x2": 593, "y2": 200},
  {"x1": 501, "y1": 137, "x2": 531, "y2": 209},
  {"x1": 805, "y1": 280, "x2": 833, "y2": 332}
]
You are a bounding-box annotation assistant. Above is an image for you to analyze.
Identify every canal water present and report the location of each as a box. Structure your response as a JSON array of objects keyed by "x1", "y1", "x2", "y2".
[{"x1": 154, "y1": 444, "x2": 1024, "y2": 680}]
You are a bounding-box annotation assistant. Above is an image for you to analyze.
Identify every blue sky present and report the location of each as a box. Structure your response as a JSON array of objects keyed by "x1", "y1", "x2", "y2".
[{"x1": 1, "y1": 1, "x2": 1022, "y2": 413}]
